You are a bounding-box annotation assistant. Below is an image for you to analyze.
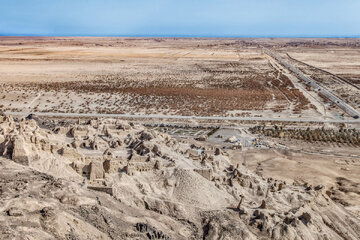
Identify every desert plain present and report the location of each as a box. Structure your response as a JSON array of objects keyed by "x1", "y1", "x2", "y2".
[{"x1": 0, "y1": 37, "x2": 360, "y2": 239}]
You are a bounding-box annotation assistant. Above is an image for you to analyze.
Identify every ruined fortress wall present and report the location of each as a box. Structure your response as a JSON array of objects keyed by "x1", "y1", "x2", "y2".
[{"x1": 194, "y1": 169, "x2": 213, "y2": 181}]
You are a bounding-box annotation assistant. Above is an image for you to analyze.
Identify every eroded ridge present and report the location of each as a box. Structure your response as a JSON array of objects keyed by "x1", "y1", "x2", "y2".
[{"x1": 0, "y1": 114, "x2": 359, "y2": 239}]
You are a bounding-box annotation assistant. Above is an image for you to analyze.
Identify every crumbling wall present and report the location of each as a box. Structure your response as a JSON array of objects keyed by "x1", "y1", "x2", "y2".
[
  {"x1": 194, "y1": 168, "x2": 213, "y2": 181},
  {"x1": 103, "y1": 158, "x2": 125, "y2": 173},
  {"x1": 89, "y1": 161, "x2": 105, "y2": 180},
  {"x1": 12, "y1": 137, "x2": 30, "y2": 166},
  {"x1": 58, "y1": 147, "x2": 84, "y2": 161}
]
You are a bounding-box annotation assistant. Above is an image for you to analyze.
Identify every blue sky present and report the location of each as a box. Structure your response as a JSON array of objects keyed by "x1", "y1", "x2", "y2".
[{"x1": 0, "y1": 0, "x2": 359, "y2": 37}]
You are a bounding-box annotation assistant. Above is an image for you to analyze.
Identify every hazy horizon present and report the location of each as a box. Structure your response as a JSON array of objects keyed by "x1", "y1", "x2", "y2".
[{"x1": 1, "y1": 34, "x2": 360, "y2": 38}]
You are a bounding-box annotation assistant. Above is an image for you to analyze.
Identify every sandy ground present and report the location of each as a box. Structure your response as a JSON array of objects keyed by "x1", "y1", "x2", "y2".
[
  {"x1": 285, "y1": 49, "x2": 360, "y2": 79},
  {"x1": 2, "y1": 37, "x2": 359, "y2": 119},
  {"x1": 1, "y1": 38, "x2": 360, "y2": 239},
  {"x1": 0, "y1": 115, "x2": 359, "y2": 239}
]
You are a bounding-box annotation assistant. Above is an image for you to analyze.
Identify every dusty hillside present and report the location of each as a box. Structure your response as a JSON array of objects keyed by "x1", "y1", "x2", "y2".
[{"x1": 0, "y1": 114, "x2": 359, "y2": 239}]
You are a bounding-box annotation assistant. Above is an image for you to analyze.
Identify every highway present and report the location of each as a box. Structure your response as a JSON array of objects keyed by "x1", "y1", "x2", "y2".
[
  {"x1": 264, "y1": 48, "x2": 360, "y2": 119},
  {"x1": 286, "y1": 53, "x2": 360, "y2": 91},
  {"x1": 4, "y1": 48, "x2": 360, "y2": 123},
  {"x1": 4, "y1": 111, "x2": 360, "y2": 124}
]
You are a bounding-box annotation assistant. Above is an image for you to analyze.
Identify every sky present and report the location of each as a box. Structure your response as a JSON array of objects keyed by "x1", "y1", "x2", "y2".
[{"x1": 0, "y1": 0, "x2": 359, "y2": 37}]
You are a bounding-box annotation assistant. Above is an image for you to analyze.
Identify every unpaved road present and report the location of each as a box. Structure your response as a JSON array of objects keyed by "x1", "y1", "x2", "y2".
[{"x1": 5, "y1": 111, "x2": 360, "y2": 124}]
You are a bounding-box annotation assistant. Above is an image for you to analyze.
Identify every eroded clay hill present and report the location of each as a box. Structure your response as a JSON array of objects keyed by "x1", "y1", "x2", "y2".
[{"x1": 0, "y1": 115, "x2": 359, "y2": 239}]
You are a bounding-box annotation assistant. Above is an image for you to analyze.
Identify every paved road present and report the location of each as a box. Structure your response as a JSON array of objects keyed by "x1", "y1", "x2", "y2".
[
  {"x1": 264, "y1": 48, "x2": 360, "y2": 119},
  {"x1": 286, "y1": 53, "x2": 360, "y2": 91},
  {"x1": 5, "y1": 111, "x2": 360, "y2": 124}
]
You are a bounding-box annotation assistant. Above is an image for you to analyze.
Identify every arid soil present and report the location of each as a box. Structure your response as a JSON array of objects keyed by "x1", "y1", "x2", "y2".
[
  {"x1": 0, "y1": 114, "x2": 359, "y2": 239},
  {"x1": 2, "y1": 37, "x2": 359, "y2": 119},
  {"x1": 0, "y1": 38, "x2": 360, "y2": 239}
]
